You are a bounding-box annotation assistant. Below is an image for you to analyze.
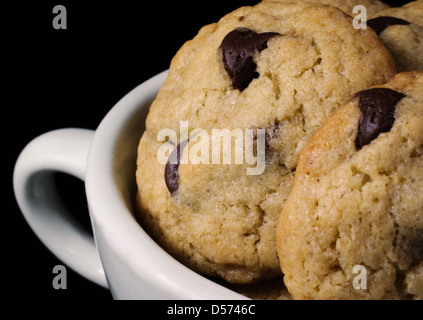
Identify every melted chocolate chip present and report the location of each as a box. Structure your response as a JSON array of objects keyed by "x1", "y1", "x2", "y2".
[
  {"x1": 165, "y1": 140, "x2": 189, "y2": 194},
  {"x1": 220, "y1": 28, "x2": 280, "y2": 91},
  {"x1": 367, "y1": 16, "x2": 410, "y2": 35},
  {"x1": 355, "y1": 88, "x2": 405, "y2": 150}
]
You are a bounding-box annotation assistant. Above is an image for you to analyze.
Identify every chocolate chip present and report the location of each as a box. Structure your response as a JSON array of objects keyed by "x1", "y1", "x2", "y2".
[
  {"x1": 165, "y1": 140, "x2": 189, "y2": 194},
  {"x1": 355, "y1": 88, "x2": 405, "y2": 150},
  {"x1": 367, "y1": 16, "x2": 410, "y2": 35},
  {"x1": 220, "y1": 28, "x2": 280, "y2": 91}
]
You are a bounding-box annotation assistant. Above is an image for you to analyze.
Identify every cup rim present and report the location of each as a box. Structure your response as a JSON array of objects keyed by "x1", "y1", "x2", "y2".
[{"x1": 85, "y1": 71, "x2": 246, "y2": 299}]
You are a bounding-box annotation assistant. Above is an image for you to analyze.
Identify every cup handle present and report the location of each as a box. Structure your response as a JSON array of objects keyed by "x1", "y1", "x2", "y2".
[{"x1": 13, "y1": 128, "x2": 108, "y2": 288}]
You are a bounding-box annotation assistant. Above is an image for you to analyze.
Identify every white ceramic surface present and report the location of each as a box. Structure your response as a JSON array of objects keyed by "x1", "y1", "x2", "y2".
[{"x1": 13, "y1": 71, "x2": 247, "y2": 300}]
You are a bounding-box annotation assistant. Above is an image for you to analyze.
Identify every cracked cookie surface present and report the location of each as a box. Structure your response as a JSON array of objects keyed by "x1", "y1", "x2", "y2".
[
  {"x1": 135, "y1": 1, "x2": 396, "y2": 284},
  {"x1": 276, "y1": 71, "x2": 423, "y2": 299}
]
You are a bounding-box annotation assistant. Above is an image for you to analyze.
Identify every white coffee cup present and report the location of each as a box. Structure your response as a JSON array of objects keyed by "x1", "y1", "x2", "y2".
[{"x1": 13, "y1": 71, "x2": 246, "y2": 300}]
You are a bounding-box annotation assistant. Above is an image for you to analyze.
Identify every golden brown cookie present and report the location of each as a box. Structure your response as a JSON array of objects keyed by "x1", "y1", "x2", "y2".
[
  {"x1": 136, "y1": 1, "x2": 396, "y2": 284},
  {"x1": 276, "y1": 71, "x2": 423, "y2": 299}
]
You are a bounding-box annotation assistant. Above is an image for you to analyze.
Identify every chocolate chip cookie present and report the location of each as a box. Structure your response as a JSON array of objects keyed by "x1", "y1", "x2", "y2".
[
  {"x1": 369, "y1": 1, "x2": 423, "y2": 72},
  {"x1": 276, "y1": 71, "x2": 423, "y2": 299},
  {"x1": 135, "y1": 1, "x2": 396, "y2": 284}
]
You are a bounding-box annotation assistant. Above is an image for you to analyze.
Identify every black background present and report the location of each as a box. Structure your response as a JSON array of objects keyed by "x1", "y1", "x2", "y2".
[{"x1": 7, "y1": 0, "x2": 411, "y2": 300}]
